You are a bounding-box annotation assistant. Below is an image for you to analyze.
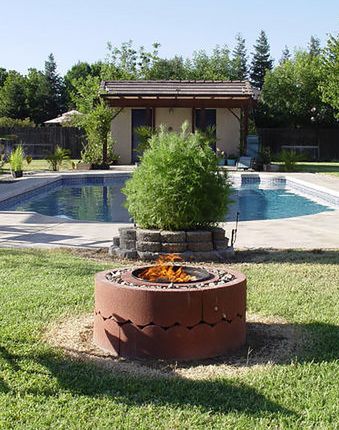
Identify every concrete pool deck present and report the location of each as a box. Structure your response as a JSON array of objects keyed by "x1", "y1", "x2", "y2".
[{"x1": 0, "y1": 169, "x2": 338, "y2": 250}]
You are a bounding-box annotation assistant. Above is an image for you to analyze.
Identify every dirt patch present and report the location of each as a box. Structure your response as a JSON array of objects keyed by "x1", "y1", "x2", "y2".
[{"x1": 45, "y1": 313, "x2": 303, "y2": 380}]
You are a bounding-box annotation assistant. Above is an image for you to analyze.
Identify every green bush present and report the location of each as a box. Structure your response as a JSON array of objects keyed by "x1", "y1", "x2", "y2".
[
  {"x1": 9, "y1": 145, "x2": 24, "y2": 171},
  {"x1": 47, "y1": 145, "x2": 70, "y2": 171},
  {"x1": 0, "y1": 117, "x2": 35, "y2": 127},
  {"x1": 133, "y1": 126, "x2": 155, "y2": 160},
  {"x1": 279, "y1": 149, "x2": 302, "y2": 171},
  {"x1": 123, "y1": 124, "x2": 232, "y2": 230}
]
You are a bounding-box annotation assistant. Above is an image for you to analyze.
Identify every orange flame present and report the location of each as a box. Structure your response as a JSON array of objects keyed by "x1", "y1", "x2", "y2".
[{"x1": 138, "y1": 254, "x2": 195, "y2": 283}]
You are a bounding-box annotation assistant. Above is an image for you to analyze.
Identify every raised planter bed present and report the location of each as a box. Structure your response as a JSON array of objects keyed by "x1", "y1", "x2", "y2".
[{"x1": 109, "y1": 227, "x2": 233, "y2": 262}]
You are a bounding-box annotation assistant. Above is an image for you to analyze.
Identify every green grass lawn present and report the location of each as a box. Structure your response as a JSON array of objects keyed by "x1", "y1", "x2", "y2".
[
  {"x1": 296, "y1": 162, "x2": 339, "y2": 177},
  {"x1": 0, "y1": 248, "x2": 338, "y2": 429},
  {"x1": 272, "y1": 162, "x2": 339, "y2": 177},
  {"x1": 1, "y1": 160, "x2": 339, "y2": 177},
  {"x1": 1, "y1": 159, "x2": 79, "y2": 173}
]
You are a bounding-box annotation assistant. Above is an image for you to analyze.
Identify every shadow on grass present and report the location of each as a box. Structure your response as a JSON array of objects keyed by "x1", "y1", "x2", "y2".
[
  {"x1": 1, "y1": 320, "x2": 338, "y2": 417},
  {"x1": 230, "y1": 249, "x2": 339, "y2": 265},
  {"x1": 0, "y1": 343, "x2": 295, "y2": 417},
  {"x1": 35, "y1": 351, "x2": 296, "y2": 418}
]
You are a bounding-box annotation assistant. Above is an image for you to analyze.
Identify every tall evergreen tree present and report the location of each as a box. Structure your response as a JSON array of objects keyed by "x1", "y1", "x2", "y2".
[
  {"x1": 0, "y1": 67, "x2": 8, "y2": 87},
  {"x1": 231, "y1": 33, "x2": 248, "y2": 80},
  {"x1": 319, "y1": 34, "x2": 339, "y2": 116},
  {"x1": 26, "y1": 68, "x2": 50, "y2": 124},
  {"x1": 44, "y1": 53, "x2": 66, "y2": 118},
  {"x1": 308, "y1": 36, "x2": 321, "y2": 57},
  {"x1": 279, "y1": 46, "x2": 291, "y2": 64},
  {"x1": 250, "y1": 30, "x2": 273, "y2": 89}
]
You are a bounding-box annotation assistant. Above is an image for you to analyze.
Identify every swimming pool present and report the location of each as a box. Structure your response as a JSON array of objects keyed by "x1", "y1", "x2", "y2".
[{"x1": 0, "y1": 175, "x2": 334, "y2": 222}]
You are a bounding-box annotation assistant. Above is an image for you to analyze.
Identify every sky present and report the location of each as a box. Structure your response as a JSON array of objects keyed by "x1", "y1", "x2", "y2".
[{"x1": 0, "y1": 0, "x2": 338, "y2": 76}]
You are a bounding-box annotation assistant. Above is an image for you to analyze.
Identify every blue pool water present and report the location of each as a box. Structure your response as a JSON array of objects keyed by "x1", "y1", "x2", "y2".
[{"x1": 2, "y1": 176, "x2": 334, "y2": 222}]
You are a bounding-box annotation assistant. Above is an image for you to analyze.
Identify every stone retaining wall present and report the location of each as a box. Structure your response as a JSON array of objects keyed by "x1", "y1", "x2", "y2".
[{"x1": 109, "y1": 227, "x2": 234, "y2": 262}]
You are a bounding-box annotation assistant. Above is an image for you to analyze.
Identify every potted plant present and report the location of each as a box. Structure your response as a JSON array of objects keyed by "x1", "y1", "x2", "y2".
[
  {"x1": 226, "y1": 153, "x2": 237, "y2": 166},
  {"x1": 259, "y1": 146, "x2": 271, "y2": 171},
  {"x1": 216, "y1": 148, "x2": 226, "y2": 166},
  {"x1": 9, "y1": 145, "x2": 24, "y2": 178}
]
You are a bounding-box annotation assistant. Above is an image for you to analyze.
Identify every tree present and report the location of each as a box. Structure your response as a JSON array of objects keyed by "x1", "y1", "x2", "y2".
[
  {"x1": 0, "y1": 71, "x2": 28, "y2": 119},
  {"x1": 259, "y1": 50, "x2": 335, "y2": 127},
  {"x1": 308, "y1": 36, "x2": 321, "y2": 57},
  {"x1": 231, "y1": 34, "x2": 248, "y2": 80},
  {"x1": 44, "y1": 53, "x2": 67, "y2": 118},
  {"x1": 26, "y1": 68, "x2": 50, "y2": 124},
  {"x1": 319, "y1": 34, "x2": 339, "y2": 117},
  {"x1": 101, "y1": 40, "x2": 160, "y2": 80},
  {"x1": 250, "y1": 30, "x2": 273, "y2": 89},
  {"x1": 149, "y1": 56, "x2": 188, "y2": 80},
  {"x1": 68, "y1": 75, "x2": 101, "y2": 114},
  {"x1": 279, "y1": 46, "x2": 291, "y2": 64},
  {"x1": 190, "y1": 45, "x2": 231, "y2": 80},
  {"x1": 0, "y1": 67, "x2": 8, "y2": 87},
  {"x1": 64, "y1": 62, "x2": 93, "y2": 107}
]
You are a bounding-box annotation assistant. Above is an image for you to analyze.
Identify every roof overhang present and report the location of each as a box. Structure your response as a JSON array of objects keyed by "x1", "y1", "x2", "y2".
[{"x1": 100, "y1": 80, "x2": 256, "y2": 109}]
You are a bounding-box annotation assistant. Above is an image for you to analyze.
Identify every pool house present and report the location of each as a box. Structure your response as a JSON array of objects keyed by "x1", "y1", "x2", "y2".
[{"x1": 100, "y1": 80, "x2": 256, "y2": 164}]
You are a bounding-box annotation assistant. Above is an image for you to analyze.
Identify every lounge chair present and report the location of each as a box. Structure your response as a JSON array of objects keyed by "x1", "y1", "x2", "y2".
[{"x1": 236, "y1": 156, "x2": 253, "y2": 170}]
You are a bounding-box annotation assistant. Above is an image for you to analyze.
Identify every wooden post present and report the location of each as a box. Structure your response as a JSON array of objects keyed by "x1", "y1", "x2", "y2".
[
  {"x1": 192, "y1": 108, "x2": 195, "y2": 133},
  {"x1": 152, "y1": 107, "x2": 156, "y2": 130},
  {"x1": 200, "y1": 108, "x2": 206, "y2": 130},
  {"x1": 243, "y1": 106, "x2": 249, "y2": 155}
]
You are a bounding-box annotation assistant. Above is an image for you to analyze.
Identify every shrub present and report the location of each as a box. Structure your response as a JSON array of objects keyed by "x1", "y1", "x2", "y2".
[
  {"x1": 133, "y1": 126, "x2": 155, "y2": 160},
  {"x1": 75, "y1": 103, "x2": 116, "y2": 166},
  {"x1": 0, "y1": 117, "x2": 35, "y2": 128},
  {"x1": 47, "y1": 145, "x2": 70, "y2": 171},
  {"x1": 279, "y1": 149, "x2": 302, "y2": 171},
  {"x1": 123, "y1": 124, "x2": 232, "y2": 231},
  {"x1": 9, "y1": 145, "x2": 24, "y2": 171}
]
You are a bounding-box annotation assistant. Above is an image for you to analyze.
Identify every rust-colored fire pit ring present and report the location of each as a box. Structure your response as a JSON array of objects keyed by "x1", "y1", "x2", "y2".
[{"x1": 94, "y1": 267, "x2": 246, "y2": 360}]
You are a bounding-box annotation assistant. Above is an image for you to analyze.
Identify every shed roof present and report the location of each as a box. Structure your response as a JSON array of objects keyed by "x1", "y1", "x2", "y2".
[{"x1": 101, "y1": 80, "x2": 254, "y2": 97}]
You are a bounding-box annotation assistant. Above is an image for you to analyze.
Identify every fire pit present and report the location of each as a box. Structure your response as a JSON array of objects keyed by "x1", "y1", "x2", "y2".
[{"x1": 94, "y1": 256, "x2": 246, "y2": 360}]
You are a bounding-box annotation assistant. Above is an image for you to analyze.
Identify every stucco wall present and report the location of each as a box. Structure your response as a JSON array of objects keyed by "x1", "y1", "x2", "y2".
[
  {"x1": 111, "y1": 108, "x2": 132, "y2": 164},
  {"x1": 155, "y1": 108, "x2": 192, "y2": 132},
  {"x1": 216, "y1": 108, "x2": 240, "y2": 157},
  {"x1": 110, "y1": 107, "x2": 241, "y2": 164}
]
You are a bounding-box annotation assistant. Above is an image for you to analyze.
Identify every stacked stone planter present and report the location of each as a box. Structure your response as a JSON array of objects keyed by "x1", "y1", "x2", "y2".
[{"x1": 109, "y1": 227, "x2": 233, "y2": 262}]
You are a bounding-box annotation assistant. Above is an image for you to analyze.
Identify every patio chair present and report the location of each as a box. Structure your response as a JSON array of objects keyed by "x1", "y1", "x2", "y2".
[{"x1": 236, "y1": 156, "x2": 254, "y2": 170}]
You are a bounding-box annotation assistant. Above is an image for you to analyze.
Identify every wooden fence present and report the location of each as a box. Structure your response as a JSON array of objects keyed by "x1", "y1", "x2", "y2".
[
  {"x1": 0, "y1": 127, "x2": 86, "y2": 158},
  {"x1": 257, "y1": 128, "x2": 339, "y2": 161}
]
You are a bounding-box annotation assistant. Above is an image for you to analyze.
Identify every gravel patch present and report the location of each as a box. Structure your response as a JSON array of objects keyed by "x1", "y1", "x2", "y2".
[{"x1": 44, "y1": 313, "x2": 302, "y2": 380}]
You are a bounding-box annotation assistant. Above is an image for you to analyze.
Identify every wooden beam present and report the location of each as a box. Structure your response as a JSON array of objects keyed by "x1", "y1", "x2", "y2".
[{"x1": 104, "y1": 98, "x2": 252, "y2": 109}]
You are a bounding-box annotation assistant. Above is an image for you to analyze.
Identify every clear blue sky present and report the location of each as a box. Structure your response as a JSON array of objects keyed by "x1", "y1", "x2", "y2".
[{"x1": 1, "y1": 0, "x2": 338, "y2": 76}]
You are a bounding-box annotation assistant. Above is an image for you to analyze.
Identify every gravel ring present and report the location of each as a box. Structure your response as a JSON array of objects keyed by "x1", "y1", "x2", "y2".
[
  {"x1": 44, "y1": 313, "x2": 303, "y2": 380},
  {"x1": 105, "y1": 267, "x2": 235, "y2": 289}
]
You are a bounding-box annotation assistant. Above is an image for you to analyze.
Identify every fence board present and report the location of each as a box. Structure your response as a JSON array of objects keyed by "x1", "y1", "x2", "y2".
[
  {"x1": 257, "y1": 128, "x2": 339, "y2": 161},
  {"x1": 0, "y1": 127, "x2": 86, "y2": 158}
]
